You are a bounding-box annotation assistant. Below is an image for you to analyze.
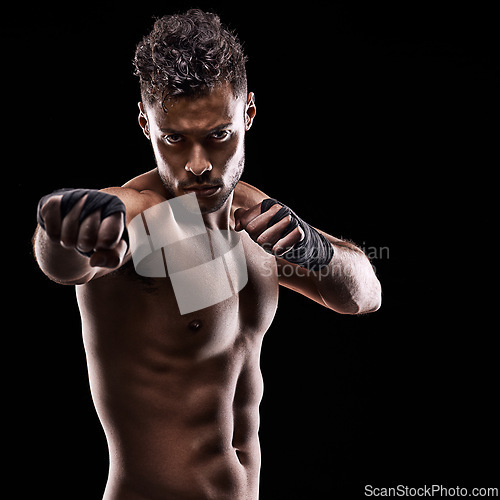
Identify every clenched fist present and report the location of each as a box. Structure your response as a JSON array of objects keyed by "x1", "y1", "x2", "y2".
[
  {"x1": 234, "y1": 199, "x2": 304, "y2": 256},
  {"x1": 234, "y1": 198, "x2": 334, "y2": 271},
  {"x1": 37, "y1": 188, "x2": 129, "y2": 268}
]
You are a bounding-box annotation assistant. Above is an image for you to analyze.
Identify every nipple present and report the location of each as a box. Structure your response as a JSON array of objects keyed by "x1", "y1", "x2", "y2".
[{"x1": 188, "y1": 319, "x2": 203, "y2": 332}]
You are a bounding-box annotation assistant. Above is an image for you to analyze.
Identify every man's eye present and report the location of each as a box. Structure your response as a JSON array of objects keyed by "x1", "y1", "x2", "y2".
[
  {"x1": 210, "y1": 130, "x2": 230, "y2": 141},
  {"x1": 164, "y1": 134, "x2": 183, "y2": 144}
]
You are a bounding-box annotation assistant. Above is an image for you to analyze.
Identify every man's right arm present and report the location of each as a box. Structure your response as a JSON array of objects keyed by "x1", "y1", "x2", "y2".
[{"x1": 33, "y1": 187, "x2": 162, "y2": 285}]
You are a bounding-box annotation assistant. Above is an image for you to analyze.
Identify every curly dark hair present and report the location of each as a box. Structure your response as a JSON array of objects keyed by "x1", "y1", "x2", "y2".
[{"x1": 133, "y1": 9, "x2": 248, "y2": 111}]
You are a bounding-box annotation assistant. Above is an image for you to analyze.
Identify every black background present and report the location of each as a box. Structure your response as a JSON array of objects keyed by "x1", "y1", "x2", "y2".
[{"x1": 5, "y1": 1, "x2": 498, "y2": 498}]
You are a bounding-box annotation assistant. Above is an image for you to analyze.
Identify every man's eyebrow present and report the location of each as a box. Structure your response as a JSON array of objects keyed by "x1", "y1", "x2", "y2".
[{"x1": 159, "y1": 122, "x2": 233, "y2": 135}]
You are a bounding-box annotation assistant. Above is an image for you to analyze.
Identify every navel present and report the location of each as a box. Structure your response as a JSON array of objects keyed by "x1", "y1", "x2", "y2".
[{"x1": 188, "y1": 319, "x2": 203, "y2": 332}]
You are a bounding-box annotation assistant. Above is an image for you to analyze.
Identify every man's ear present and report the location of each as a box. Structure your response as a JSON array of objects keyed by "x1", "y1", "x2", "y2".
[
  {"x1": 138, "y1": 102, "x2": 150, "y2": 139},
  {"x1": 245, "y1": 92, "x2": 256, "y2": 131}
]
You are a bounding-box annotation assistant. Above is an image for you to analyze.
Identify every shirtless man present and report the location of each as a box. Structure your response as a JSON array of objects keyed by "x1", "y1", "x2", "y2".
[{"x1": 33, "y1": 9, "x2": 381, "y2": 500}]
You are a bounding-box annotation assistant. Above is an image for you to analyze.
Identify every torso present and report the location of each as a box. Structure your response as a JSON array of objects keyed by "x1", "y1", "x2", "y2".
[{"x1": 76, "y1": 176, "x2": 279, "y2": 499}]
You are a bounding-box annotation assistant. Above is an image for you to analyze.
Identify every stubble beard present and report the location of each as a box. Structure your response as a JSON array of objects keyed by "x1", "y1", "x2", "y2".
[{"x1": 157, "y1": 154, "x2": 245, "y2": 215}]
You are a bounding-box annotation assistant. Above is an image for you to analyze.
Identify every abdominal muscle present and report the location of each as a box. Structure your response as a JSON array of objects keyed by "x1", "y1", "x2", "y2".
[
  {"x1": 77, "y1": 259, "x2": 274, "y2": 500},
  {"x1": 99, "y1": 352, "x2": 262, "y2": 500}
]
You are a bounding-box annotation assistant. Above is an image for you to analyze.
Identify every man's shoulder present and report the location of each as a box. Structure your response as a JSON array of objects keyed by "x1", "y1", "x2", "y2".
[
  {"x1": 232, "y1": 181, "x2": 269, "y2": 211},
  {"x1": 102, "y1": 169, "x2": 167, "y2": 221},
  {"x1": 102, "y1": 174, "x2": 270, "y2": 218},
  {"x1": 121, "y1": 168, "x2": 165, "y2": 193}
]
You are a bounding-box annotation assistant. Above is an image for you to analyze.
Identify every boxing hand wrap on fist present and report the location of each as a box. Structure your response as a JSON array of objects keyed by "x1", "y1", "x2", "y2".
[
  {"x1": 235, "y1": 198, "x2": 334, "y2": 271},
  {"x1": 37, "y1": 188, "x2": 129, "y2": 263}
]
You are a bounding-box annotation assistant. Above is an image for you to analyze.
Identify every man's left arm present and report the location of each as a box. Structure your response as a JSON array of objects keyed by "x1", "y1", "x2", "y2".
[
  {"x1": 276, "y1": 230, "x2": 381, "y2": 314},
  {"x1": 234, "y1": 198, "x2": 381, "y2": 315}
]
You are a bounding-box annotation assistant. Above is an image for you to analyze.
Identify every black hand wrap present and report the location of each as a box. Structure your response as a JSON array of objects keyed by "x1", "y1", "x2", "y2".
[
  {"x1": 261, "y1": 198, "x2": 334, "y2": 271},
  {"x1": 37, "y1": 188, "x2": 129, "y2": 257}
]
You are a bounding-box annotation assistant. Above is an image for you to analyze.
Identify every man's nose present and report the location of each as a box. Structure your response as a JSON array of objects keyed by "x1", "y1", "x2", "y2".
[{"x1": 185, "y1": 145, "x2": 213, "y2": 176}]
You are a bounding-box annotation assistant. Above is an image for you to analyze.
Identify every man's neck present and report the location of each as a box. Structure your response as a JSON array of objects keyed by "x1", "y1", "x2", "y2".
[{"x1": 202, "y1": 192, "x2": 234, "y2": 231}]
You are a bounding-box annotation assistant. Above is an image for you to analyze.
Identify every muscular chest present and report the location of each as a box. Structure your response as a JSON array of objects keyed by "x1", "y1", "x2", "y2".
[{"x1": 79, "y1": 231, "x2": 278, "y2": 359}]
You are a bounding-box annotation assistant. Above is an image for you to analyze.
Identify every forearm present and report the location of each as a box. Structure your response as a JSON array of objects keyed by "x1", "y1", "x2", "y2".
[
  {"x1": 235, "y1": 196, "x2": 382, "y2": 314},
  {"x1": 277, "y1": 233, "x2": 381, "y2": 314},
  {"x1": 314, "y1": 234, "x2": 382, "y2": 314}
]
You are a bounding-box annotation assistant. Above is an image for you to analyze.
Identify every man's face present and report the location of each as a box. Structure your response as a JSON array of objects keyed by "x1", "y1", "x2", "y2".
[{"x1": 139, "y1": 83, "x2": 255, "y2": 214}]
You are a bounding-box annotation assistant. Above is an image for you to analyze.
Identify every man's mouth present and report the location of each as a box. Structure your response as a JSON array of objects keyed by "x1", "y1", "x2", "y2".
[{"x1": 182, "y1": 185, "x2": 222, "y2": 198}]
